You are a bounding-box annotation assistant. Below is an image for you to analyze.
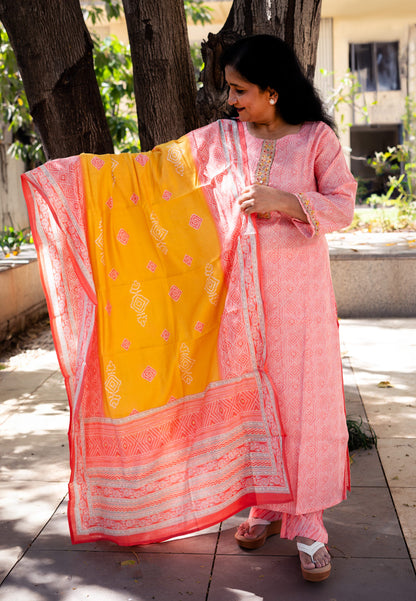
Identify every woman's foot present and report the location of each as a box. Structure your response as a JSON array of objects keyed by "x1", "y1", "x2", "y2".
[
  {"x1": 296, "y1": 537, "x2": 331, "y2": 582},
  {"x1": 236, "y1": 520, "x2": 268, "y2": 541},
  {"x1": 235, "y1": 518, "x2": 281, "y2": 550}
]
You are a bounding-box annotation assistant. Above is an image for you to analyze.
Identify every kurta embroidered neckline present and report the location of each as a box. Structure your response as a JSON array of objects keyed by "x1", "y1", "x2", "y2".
[{"x1": 255, "y1": 139, "x2": 276, "y2": 219}]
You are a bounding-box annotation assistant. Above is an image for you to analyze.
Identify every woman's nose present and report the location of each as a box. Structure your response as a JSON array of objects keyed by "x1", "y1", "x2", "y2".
[{"x1": 227, "y1": 89, "x2": 236, "y2": 105}]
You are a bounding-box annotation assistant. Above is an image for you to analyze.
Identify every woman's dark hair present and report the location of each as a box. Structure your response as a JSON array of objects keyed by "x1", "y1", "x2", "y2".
[{"x1": 220, "y1": 34, "x2": 335, "y2": 131}]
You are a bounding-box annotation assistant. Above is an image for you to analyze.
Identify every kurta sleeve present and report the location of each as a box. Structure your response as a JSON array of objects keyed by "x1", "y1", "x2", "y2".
[{"x1": 291, "y1": 123, "x2": 357, "y2": 238}]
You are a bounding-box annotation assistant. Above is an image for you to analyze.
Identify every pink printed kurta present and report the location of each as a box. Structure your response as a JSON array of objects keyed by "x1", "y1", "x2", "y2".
[{"x1": 243, "y1": 121, "x2": 356, "y2": 515}]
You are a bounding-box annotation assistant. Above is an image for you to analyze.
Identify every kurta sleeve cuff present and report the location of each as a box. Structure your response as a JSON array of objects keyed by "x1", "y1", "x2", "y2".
[{"x1": 293, "y1": 192, "x2": 319, "y2": 238}]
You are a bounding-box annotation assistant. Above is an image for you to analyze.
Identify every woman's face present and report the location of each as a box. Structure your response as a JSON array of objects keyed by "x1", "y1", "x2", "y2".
[{"x1": 224, "y1": 65, "x2": 277, "y2": 124}]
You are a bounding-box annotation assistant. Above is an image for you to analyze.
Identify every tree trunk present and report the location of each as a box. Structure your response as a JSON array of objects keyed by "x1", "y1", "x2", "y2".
[
  {"x1": 0, "y1": 0, "x2": 113, "y2": 160},
  {"x1": 197, "y1": 0, "x2": 322, "y2": 125},
  {"x1": 122, "y1": 0, "x2": 199, "y2": 151}
]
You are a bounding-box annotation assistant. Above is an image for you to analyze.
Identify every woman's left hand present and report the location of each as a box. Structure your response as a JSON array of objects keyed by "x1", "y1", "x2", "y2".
[
  {"x1": 238, "y1": 184, "x2": 309, "y2": 223},
  {"x1": 238, "y1": 184, "x2": 279, "y2": 215}
]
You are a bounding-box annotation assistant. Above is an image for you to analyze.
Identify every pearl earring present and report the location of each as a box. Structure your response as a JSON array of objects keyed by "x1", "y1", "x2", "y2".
[{"x1": 269, "y1": 98, "x2": 276, "y2": 105}]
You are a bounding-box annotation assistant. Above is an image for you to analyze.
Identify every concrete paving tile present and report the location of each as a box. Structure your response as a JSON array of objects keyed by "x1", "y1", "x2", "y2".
[
  {"x1": 1, "y1": 407, "x2": 69, "y2": 434},
  {"x1": 0, "y1": 481, "x2": 67, "y2": 584},
  {"x1": 0, "y1": 549, "x2": 213, "y2": 601},
  {"x1": 133, "y1": 524, "x2": 221, "y2": 555},
  {"x1": 8, "y1": 349, "x2": 59, "y2": 372},
  {"x1": 339, "y1": 319, "x2": 416, "y2": 380},
  {"x1": 325, "y1": 486, "x2": 408, "y2": 559},
  {"x1": 389, "y1": 488, "x2": 416, "y2": 560},
  {"x1": 0, "y1": 397, "x2": 20, "y2": 426},
  {"x1": 345, "y1": 399, "x2": 367, "y2": 421},
  {"x1": 33, "y1": 497, "x2": 221, "y2": 555},
  {"x1": 343, "y1": 368, "x2": 363, "y2": 406},
  {"x1": 349, "y1": 447, "x2": 385, "y2": 487},
  {"x1": 339, "y1": 320, "x2": 416, "y2": 438},
  {"x1": 28, "y1": 370, "x2": 67, "y2": 402},
  {"x1": 210, "y1": 510, "x2": 297, "y2": 558},
  {"x1": 218, "y1": 487, "x2": 406, "y2": 560},
  {"x1": 208, "y1": 555, "x2": 416, "y2": 601},
  {"x1": 363, "y1": 401, "x2": 416, "y2": 438},
  {"x1": 0, "y1": 428, "x2": 69, "y2": 481},
  {"x1": 0, "y1": 418, "x2": 70, "y2": 482},
  {"x1": 344, "y1": 379, "x2": 362, "y2": 408},
  {"x1": 377, "y1": 438, "x2": 416, "y2": 487},
  {"x1": 0, "y1": 368, "x2": 58, "y2": 403},
  {"x1": 0, "y1": 393, "x2": 68, "y2": 428}
]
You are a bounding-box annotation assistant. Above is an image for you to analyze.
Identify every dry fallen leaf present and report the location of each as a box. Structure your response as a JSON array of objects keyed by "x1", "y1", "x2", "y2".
[
  {"x1": 120, "y1": 559, "x2": 136, "y2": 566},
  {"x1": 377, "y1": 380, "x2": 393, "y2": 388}
]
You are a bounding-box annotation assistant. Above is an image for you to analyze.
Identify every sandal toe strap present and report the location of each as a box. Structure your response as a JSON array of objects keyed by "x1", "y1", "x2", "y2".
[{"x1": 296, "y1": 541, "x2": 325, "y2": 561}]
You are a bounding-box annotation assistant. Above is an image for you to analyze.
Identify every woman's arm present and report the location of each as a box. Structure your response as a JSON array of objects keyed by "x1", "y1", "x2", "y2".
[{"x1": 238, "y1": 184, "x2": 308, "y2": 222}]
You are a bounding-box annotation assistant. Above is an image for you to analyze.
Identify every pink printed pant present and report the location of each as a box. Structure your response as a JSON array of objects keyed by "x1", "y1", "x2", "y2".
[{"x1": 249, "y1": 506, "x2": 328, "y2": 543}]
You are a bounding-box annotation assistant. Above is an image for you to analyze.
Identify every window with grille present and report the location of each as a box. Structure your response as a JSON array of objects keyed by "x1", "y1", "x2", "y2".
[{"x1": 349, "y1": 42, "x2": 400, "y2": 92}]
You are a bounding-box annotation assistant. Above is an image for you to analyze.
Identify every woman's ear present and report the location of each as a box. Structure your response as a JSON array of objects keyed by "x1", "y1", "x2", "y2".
[{"x1": 267, "y1": 88, "x2": 278, "y2": 105}]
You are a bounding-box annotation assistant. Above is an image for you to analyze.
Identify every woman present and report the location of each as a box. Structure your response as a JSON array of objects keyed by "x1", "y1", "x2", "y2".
[
  {"x1": 21, "y1": 34, "x2": 355, "y2": 585},
  {"x1": 221, "y1": 36, "x2": 356, "y2": 582}
]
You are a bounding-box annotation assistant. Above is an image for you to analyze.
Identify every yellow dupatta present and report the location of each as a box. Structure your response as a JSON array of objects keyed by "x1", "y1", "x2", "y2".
[
  {"x1": 22, "y1": 120, "x2": 291, "y2": 545},
  {"x1": 81, "y1": 136, "x2": 226, "y2": 418}
]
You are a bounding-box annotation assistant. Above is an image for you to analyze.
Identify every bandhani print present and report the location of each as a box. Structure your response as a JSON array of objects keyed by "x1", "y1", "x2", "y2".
[
  {"x1": 189, "y1": 214, "x2": 202, "y2": 230},
  {"x1": 195, "y1": 321, "x2": 204, "y2": 333},
  {"x1": 130, "y1": 281, "x2": 149, "y2": 326},
  {"x1": 204, "y1": 263, "x2": 220, "y2": 305},
  {"x1": 117, "y1": 228, "x2": 129, "y2": 245},
  {"x1": 105, "y1": 361, "x2": 121, "y2": 409},
  {"x1": 150, "y1": 213, "x2": 168, "y2": 254},
  {"x1": 95, "y1": 220, "x2": 104, "y2": 264},
  {"x1": 135, "y1": 154, "x2": 149, "y2": 166},
  {"x1": 142, "y1": 366, "x2": 157, "y2": 382},
  {"x1": 167, "y1": 143, "x2": 185, "y2": 176},
  {"x1": 21, "y1": 120, "x2": 292, "y2": 546},
  {"x1": 121, "y1": 338, "x2": 131, "y2": 350},
  {"x1": 178, "y1": 342, "x2": 195, "y2": 384},
  {"x1": 169, "y1": 285, "x2": 182, "y2": 302}
]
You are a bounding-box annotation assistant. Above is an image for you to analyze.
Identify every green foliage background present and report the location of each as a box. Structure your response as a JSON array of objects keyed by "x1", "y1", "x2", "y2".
[{"x1": 0, "y1": 0, "x2": 212, "y2": 165}]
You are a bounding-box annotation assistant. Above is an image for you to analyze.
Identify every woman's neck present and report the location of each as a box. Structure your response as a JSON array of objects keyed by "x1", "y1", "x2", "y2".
[{"x1": 247, "y1": 119, "x2": 302, "y2": 140}]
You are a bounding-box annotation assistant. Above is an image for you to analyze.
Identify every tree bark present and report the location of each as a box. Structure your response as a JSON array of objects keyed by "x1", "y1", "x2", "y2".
[
  {"x1": 122, "y1": 0, "x2": 199, "y2": 151},
  {"x1": 197, "y1": 0, "x2": 322, "y2": 125},
  {"x1": 0, "y1": 0, "x2": 113, "y2": 160}
]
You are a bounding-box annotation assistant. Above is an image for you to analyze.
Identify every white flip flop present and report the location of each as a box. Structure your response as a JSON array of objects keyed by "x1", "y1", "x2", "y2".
[{"x1": 297, "y1": 540, "x2": 331, "y2": 582}]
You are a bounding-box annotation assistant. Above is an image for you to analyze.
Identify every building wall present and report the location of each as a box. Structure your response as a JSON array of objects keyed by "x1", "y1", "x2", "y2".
[
  {"x1": 329, "y1": 15, "x2": 416, "y2": 149},
  {"x1": 0, "y1": 129, "x2": 29, "y2": 231}
]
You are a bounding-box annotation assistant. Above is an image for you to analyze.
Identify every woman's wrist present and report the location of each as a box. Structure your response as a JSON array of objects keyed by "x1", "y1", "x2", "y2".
[{"x1": 276, "y1": 190, "x2": 308, "y2": 223}]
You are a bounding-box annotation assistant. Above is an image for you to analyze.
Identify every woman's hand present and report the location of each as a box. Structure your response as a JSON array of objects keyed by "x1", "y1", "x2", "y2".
[
  {"x1": 238, "y1": 184, "x2": 308, "y2": 223},
  {"x1": 238, "y1": 184, "x2": 278, "y2": 215}
]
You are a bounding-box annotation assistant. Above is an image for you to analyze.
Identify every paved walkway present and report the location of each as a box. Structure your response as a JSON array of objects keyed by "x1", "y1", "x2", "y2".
[{"x1": 0, "y1": 319, "x2": 415, "y2": 600}]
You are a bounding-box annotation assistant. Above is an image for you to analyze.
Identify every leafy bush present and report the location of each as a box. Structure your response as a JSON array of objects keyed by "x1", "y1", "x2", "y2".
[
  {"x1": 365, "y1": 97, "x2": 416, "y2": 228},
  {"x1": 0, "y1": 226, "x2": 32, "y2": 256}
]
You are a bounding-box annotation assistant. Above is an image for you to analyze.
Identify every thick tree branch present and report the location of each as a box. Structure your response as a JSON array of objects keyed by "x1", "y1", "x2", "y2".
[
  {"x1": 0, "y1": 0, "x2": 113, "y2": 159},
  {"x1": 197, "y1": 0, "x2": 322, "y2": 125},
  {"x1": 122, "y1": 0, "x2": 199, "y2": 150}
]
